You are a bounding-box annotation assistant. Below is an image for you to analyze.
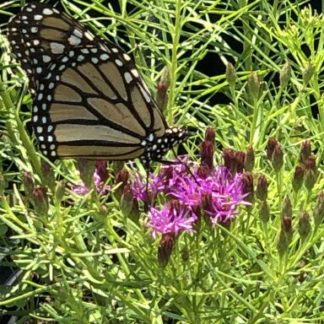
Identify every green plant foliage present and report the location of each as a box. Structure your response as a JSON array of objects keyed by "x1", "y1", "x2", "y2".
[{"x1": 0, "y1": 0, "x2": 323, "y2": 323}]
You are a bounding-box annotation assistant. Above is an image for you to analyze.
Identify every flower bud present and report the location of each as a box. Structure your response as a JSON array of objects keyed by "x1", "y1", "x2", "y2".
[
  {"x1": 299, "y1": 141, "x2": 311, "y2": 164},
  {"x1": 271, "y1": 144, "x2": 284, "y2": 172},
  {"x1": 200, "y1": 141, "x2": 214, "y2": 171},
  {"x1": 226, "y1": 62, "x2": 236, "y2": 88},
  {"x1": 298, "y1": 211, "x2": 311, "y2": 240},
  {"x1": 156, "y1": 67, "x2": 170, "y2": 112},
  {"x1": 223, "y1": 148, "x2": 236, "y2": 174},
  {"x1": 305, "y1": 155, "x2": 317, "y2": 172},
  {"x1": 282, "y1": 215, "x2": 292, "y2": 235},
  {"x1": 244, "y1": 145, "x2": 255, "y2": 171},
  {"x1": 259, "y1": 200, "x2": 270, "y2": 223},
  {"x1": 282, "y1": 195, "x2": 292, "y2": 219},
  {"x1": 280, "y1": 62, "x2": 291, "y2": 89},
  {"x1": 256, "y1": 175, "x2": 268, "y2": 201},
  {"x1": 235, "y1": 151, "x2": 245, "y2": 173},
  {"x1": 77, "y1": 159, "x2": 96, "y2": 189},
  {"x1": 158, "y1": 233, "x2": 175, "y2": 267},
  {"x1": 32, "y1": 186, "x2": 48, "y2": 215},
  {"x1": 23, "y1": 171, "x2": 34, "y2": 198},
  {"x1": 266, "y1": 137, "x2": 278, "y2": 160},
  {"x1": 41, "y1": 160, "x2": 55, "y2": 192},
  {"x1": 278, "y1": 215, "x2": 293, "y2": 253},
  {"x1": 304, "y1": 169, "x2": 316, "y2": 191},
  {"x1": 241, "y1": 172, "x2": 254, "y2": 204},
  {"x1": 205, "y1": 127, "x2": 215, "y2": 143},
  {"x1": 314, "y1": 191, "x2": 324, "y2": 227},
  {"x1": 302, "y1": 62, "x2": 315, "y2": 85},
  {"x1": 247, "y1": 72, "x2": 261, "y2": 102},
  {"x1": 292, "y1": 164, "x2": 305, "y2": 192}
]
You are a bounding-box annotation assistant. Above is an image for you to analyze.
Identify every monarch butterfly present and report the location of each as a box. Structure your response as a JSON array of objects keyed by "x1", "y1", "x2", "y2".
[{"x1": 7, "y1": 2, "x2": 187, "y2": 166}]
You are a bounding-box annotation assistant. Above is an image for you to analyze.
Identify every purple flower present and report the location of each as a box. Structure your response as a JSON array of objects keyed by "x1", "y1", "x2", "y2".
[
  {"x1": 131, "y1": 162, "x2": 249, "y2": 228},
  {"x1": 148, "y1": 201, "x2": 197, "y2": 238}
]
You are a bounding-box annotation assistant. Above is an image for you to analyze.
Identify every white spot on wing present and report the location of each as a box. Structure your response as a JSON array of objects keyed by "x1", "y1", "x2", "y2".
[
  {"x1": 50, "y1": 42, "x2": 65, "y2": 54},
  {"x1": 124, "y1": 72, "x2": 132, "y2": 84},
  {"x1": 131, "y1": 69, "x2": 139, "y2": 77},
  {"x1": 84, "y1": 31, "x2": 94, "y2": 41},
  {"x1": 123, "y1": 53, "x2": 131, "y2": 61},
  {"x1": 68, "y1": 35, "x2": 81, "y2": 46},
  {"x1": 100, "y1": 53, "x2": 109, "y2": 61},
  {"x1": 115, "y1": 59, "x2": 123, "y2": 66},
  {"x1": 34, "y1": 15, "x2": 43, "y2": 20},
  {"x1": 43, "y1": 8, "x2": 53, "y2": 15}
]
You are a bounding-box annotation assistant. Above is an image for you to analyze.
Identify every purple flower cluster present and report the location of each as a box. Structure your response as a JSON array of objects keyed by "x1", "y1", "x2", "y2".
[{"x1": 131, "y1": 160, "x2": 248, "y2": 237}]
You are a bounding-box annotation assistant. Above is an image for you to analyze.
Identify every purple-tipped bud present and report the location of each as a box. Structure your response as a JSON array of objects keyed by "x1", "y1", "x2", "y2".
[
  {"x1": 235, "y1": 151, "x2": 246, "y2": 173},
  {"x1": 32, "y1": 186, "x2": 48, "y2": 215},
  {"x1": 23, "y1": 171, "x2": 34, "y2": 198},
  {"x1": 205, "y1": 127, "x2": 216, "y2": 143},
  {"x1": 282, "y1": 215, "x2": 292, "y2": 235},
  {"x1": 280, "y1": 215, "x2": 293, "y2": 251},
  {"x1": 299, "y1": 141, "x2": 311, "y2": 164},
  {"x1": 223, "y1": 149, "x2": 245, "y2": 175},
  {"x1": 282, "y1": 196, "x2": 292, "y2": 219},
  {"x1": 256, "y1": 175, "x2": 268, "y2": 201},
  {"x1": 259, "y1": 200, "x2": 270, "y2": 223},
  {"x1": 247, "y1": 72, "x2": 261, "y2": 102},
  {"x1": 298, "y1": 211, "x2": 311, "y2": 239},
  {"x1": 314, "y1": 192, "x2": 324, "y2": 227},
  {"x1": 223, "y1": 148, "x2": 236, "y2": 174},
  {"x1": 244, "y1": 145, "x2": 255, "y2": 172},
  {"x1": 200, "y1": 141, "x2": 214, "y2": 171},
  {"x1": 226, "y1": 62, "x2": 236, "y2": 88},
  {"x1": 95, "y1": 160, "x2": 109, "y2": 184},
  {"x1": 41, "y1": 160, "x2": 55, "y2": 191},
  {"x1": 266, "y1": 137, "x2": 278, "y2": 160},
  {"x1": 271, "y1": 144, "x2": 284, "y2": 172},
  {"x1": 77, "y1": 159, "x2": 96, "y2": 189},
  {"x1": 304, "y1": 155, "x2": 317, "y2": 191},
  {"x1": 305, "y1": 155, "x2": 317, "y2": 172},
  {"x1": 158, "y1": 233, "x2": 175, "y2": 267},
  {"x1": 241, "y1": 172, "x2": 254, "y2": 204},
  {"x1": 302, "y1": 62, "x2": 314, "y2": 85},
  {"x1": 280, "y1": 62, "x2": 291, "y2": 89},
  {"x1": 292, "y1": 164, "x2": 305, "y2": 192},
  {"x1": 304, "y1": 169, "x2": 316, "y2": 191},
  {"x1": 156, "y1": 67, "x2": 170, "y2": 112}
]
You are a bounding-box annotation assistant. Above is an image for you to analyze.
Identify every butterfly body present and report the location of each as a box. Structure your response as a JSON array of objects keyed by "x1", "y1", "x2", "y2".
[{"x1": 7, "y1": 3, "x2": 187, "y2": 164}]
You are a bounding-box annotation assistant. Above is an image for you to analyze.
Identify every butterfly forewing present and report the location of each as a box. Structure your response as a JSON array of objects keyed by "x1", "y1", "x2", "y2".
[
  {"x1": 7, "y1": 3, "x2": 188, "y2": 163},
  {"x1": 33, "y1": 46, "x2": 166, "y2": 159}
]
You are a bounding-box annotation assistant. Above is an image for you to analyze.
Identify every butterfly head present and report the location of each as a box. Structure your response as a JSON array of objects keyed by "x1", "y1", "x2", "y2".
[{"x1": 140, "y1": 127, "x2": 188, "y2": 165}]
